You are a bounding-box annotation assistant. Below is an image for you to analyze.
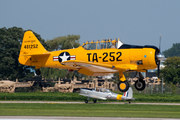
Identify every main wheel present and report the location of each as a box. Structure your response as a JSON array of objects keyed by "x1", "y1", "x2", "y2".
[
  {"x1": 118, "y1": 81, "x2": 129, "y2": 92},
  {"x1": 36, "y1": 69, "x2": 41, "y2": 75},
  {"x1": 93, "y1": 99, "x2": 97, "y2": 103},
  {"x1": 85, "y1": 100, "x2": 88, "y2": 104},
  {"x1": 135, "y1": 79, "x2": 146, "y2": 91}
]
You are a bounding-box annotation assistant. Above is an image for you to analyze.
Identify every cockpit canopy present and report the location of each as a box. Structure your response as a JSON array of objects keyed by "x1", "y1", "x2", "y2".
[
  {"x1": 82, "y1": 38, "x2": 123, "y2": 50},
  {"x1": 99, "y1": 88, "x2": 111, "y2": 93}
]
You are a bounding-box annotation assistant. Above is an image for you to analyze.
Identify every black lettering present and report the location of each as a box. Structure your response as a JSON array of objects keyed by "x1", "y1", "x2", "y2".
[
  {"x1": 116, "y1": 52, "x2": 122, "y2": 61},
  {"x1": 103, "y1": 52, "x2": 108, "y2": 62},
  {"x1": 87, "y1": 53, "x2": 92, "y2": 61},
  {"x1": 92, "y1": 53, "x2": 98, "y2": 62},
  {"x1": 109, "y1": 52, "x2": 115, "y2": 61},
  {"x1": 24, "y1": 44, "x2": 39, "y2": 49}
]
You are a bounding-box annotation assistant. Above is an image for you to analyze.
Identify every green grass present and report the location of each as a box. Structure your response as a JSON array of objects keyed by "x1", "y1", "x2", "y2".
[
  {"x1": 0, "y1": 92, "x2": 180, "y2": 103},
  {"x1": 0, "y1": 103, "x2": 180, "y2": 118}
]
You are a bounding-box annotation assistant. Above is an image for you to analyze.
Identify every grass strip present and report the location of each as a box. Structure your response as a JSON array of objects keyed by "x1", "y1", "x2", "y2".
[
  {"x1": 0, "y1": 103, "x2": 180, "y2": 118},
  {"x1": 0, "y1": 92, "x2": 180, "y2": 103}
]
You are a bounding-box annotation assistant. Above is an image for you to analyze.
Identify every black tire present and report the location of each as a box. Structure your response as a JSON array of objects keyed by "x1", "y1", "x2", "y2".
[
  {"x1": 36, "y1": 69, "x2": 41, "y2": 75},
  {"x1": 93, "y1": 99, "x2": 97, "y2": 103},
  {"x1": 117, "y1": 81, "x2": 129, "y2": 92},
  {"x1": 135, "y1": 79, "x2": 146, "y2": 91},
  {"x1": 85, "y1": 100, "x2": 88, "y2": 104}
]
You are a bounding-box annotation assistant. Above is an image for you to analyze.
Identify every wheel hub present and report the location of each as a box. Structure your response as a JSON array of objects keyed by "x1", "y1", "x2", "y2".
[
  {"x1": 137, "y1": 81, "x2": 142, "y2": 88},
  {"x1": 120, "y1": 83, "x2": 126, "y2": 90}
]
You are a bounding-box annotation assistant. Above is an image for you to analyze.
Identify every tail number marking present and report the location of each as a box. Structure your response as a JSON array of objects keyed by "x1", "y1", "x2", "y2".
[{"x1": 24, "y1": 44, "x2": 38, "y2": 49}]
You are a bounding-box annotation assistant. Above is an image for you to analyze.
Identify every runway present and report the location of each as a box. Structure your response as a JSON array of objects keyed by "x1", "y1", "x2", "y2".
[
  {"x1": 0, "y1": 101, "x2": 180, "y2": 105},
  {"x1": 0, "y1": 116, "x2": 179, "y2": 120}
]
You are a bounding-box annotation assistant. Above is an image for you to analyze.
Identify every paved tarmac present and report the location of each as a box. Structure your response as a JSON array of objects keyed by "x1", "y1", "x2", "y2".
[
  {"x1": 0, "y1": 101, "x2": 180, "y2": 105},
  {"x1": 0, "y1": 116, "x2": 179, "y2": 120}
]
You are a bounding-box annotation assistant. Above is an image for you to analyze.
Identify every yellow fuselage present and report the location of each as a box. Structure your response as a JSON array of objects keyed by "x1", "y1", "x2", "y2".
[
  {"x1": 18, "y1": 31, "x2": 158, "y2": 77},
  {"x1": 20, "y1": 46, "x2": 157, "y2": 72}
]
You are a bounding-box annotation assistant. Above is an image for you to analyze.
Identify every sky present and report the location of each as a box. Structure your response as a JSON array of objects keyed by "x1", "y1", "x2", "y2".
[{"x1": 0, "y1": 0, "x2": 180, "y2": 51}]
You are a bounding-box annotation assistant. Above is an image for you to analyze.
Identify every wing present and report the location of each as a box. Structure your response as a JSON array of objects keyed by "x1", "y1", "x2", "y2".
[
  {"x1": 62, "y1": 60, "x2": 138, "y2": 76},
  {"x1": 62, "y1": 60, "x2": 118, "y2": 76},
  {"x1": 79, "y1": 93, "x2": 107, "y2": 100}
]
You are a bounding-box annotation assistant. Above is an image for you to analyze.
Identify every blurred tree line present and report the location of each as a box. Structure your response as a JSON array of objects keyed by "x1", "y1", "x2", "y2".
[
  {"x1": 0, "y1": 27, "x2": 85, "y2": 81},
  {"x1": 161, "y1": 43, "x2": 180, "y2": 89},
  {"x1": 0, "y1": 27, "x2": 47, "y2": 80},
  {"x1": 163, "y1": 43, "x2": 180, "y2": 58}
]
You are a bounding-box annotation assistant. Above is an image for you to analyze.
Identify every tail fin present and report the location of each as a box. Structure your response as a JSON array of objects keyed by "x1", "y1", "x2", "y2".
[
  {"x1": 122, "y1": 87, "x2": 134, "y2": 100},
  {"x1": 19, "y1": 31, "x2": 48, "y2": 56},
  {"x1": 19, "y1": 31, "x2": 50, "y2": 66}
]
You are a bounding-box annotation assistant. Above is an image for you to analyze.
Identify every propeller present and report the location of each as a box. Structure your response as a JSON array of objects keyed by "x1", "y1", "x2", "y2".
[{"x1": 156, "y1": 35, "x2": 165, "y2": 78}]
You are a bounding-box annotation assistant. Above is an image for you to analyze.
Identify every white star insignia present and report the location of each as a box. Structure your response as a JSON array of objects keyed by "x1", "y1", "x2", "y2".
[{"x1": 59, "y1": 52, "x2": 70, "y2": 62}]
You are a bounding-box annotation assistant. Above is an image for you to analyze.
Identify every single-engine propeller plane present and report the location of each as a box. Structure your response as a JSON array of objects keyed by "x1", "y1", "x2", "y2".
[
  {"x1": 79, "y1": 87, "x2": 134, "y2": 103},
  {"x1": 19, "y1": 31, "x2": 165, "y2": 92}
]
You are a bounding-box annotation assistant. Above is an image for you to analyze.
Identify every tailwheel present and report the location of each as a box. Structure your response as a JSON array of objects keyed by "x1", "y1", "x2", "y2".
[
  {"x1": 135, "y1": 79, "x2": 146, "y2": 91},
  {"x1": 118, "y1": 81, "x2": 129, "y2": 92},
  {"x1": 36, "y1": 69, "x2": 41, "y2": 75}
]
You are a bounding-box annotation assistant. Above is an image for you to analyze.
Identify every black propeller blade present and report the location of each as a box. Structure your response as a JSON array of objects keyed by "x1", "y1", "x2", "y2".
[
  {"x1": 157, "y1": 60, "x2": 160, "y2": 78},
  {"x1": 157, "y1": 35, "x2": 161, "y2": 78}
]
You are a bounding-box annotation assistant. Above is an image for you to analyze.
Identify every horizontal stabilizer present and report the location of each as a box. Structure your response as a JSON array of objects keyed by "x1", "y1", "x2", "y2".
[{"x1": 21, "y1": 52, "x2": 51, "y2": 56}]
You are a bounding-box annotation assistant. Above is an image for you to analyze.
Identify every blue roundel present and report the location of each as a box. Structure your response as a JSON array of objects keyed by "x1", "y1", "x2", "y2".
[{"x1": 144, "y1": 55, "x2": 147, "y2": 58}]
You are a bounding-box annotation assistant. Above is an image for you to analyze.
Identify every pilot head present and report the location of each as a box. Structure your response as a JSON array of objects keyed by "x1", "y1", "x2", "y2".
[{"x1": 112, "y1": 40, "x2": 116, "y2": 45}]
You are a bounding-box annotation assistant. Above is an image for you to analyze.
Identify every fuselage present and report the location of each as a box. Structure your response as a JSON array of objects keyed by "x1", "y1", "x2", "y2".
[
  {"x1": 18, "y1": 31, "x2": 159, "y2": 74},
  {"x1": 26, "y1": 45, "x2": 158, "y2": 73}
]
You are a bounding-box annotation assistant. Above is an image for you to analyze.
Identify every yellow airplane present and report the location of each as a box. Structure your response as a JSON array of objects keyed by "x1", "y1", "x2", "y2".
[{"x1": 18, "y1": 31, "x2": 165, "y2": 92}]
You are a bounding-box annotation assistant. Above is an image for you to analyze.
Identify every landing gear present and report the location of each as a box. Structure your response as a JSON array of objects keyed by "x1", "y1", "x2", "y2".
[
  {"x1": 85, "y1": 100, "x2": 88, "y2": 103},
  {"x1": 85, "y1": 97, "x2": 89, "y2": 104},
  {"x1": 93, "y1": 99, "x2": 97, "y2": 103},
  {"x1": 135, "y1": 79, "x2": 146, "y2": 91},
  {"x1": 134, "y1": 72, "x2": 146, "y2": 91},
  {"x1": 118, "y1": 81, "x2": 129, "y2": 92},
  {"x1": 36, "y1": 69, "x2": 41, "y2": 75},
  {"x1": 118, "y1": 72, "x2": 129, "y2": 92}
]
